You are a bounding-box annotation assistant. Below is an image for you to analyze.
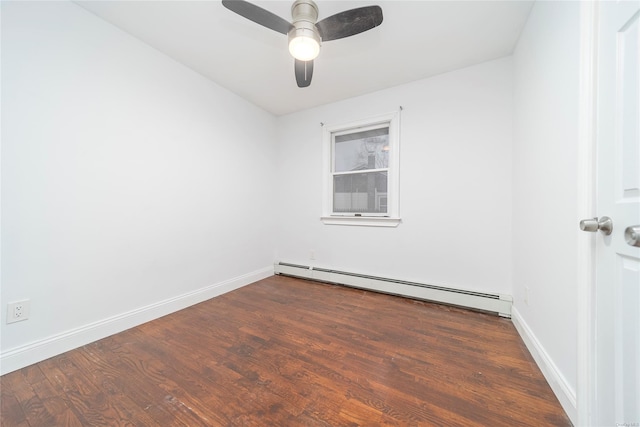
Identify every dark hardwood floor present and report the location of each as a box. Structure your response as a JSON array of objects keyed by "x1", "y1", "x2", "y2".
[{"x1": 1, "y1": 275, "x2": 571, "y2": 426}]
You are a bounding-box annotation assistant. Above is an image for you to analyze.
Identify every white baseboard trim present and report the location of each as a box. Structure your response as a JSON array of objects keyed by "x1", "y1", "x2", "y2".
[
  {"x1": 0, "y1": 266, "x2": 273, "y2": 375},
  {"x1": 511, "y1": 306, "x2": 577, "y2": 425}
]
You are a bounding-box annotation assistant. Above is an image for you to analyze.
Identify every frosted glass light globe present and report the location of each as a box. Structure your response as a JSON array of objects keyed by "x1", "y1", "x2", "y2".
[
  {"x1": 289, "y1": 35, "x2": 320, "y2": 61},
  {"x1": 288, "y1": 22, "x2": 321, "y2": 61}
]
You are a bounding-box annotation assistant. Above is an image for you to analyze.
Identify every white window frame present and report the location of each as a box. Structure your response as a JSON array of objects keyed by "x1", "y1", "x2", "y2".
[{"x1": 321, "y1": 111, "x2": 401, "y2": 227}]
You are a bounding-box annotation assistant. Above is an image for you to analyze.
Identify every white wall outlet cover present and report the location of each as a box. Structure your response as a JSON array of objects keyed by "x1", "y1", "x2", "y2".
[{"x1": 7, "y1": 300, "x2": 30, "y2": 324}]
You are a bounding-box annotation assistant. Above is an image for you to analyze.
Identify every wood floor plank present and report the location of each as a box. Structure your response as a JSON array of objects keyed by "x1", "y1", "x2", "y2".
[
  {"x1": 0, "y1": 370, "x2": 31, "y2": 427},
  {"x1": 38, "y1": 353, "x2": 146, "y2": 426},
  {"x1": 4, "y1": 368, "x2": 61, "y2": 427},
  {"x1": 140, "y1": 318, "x2": 299, "y2": 425},
  {"x1": 17, "y1": 365, "x2": 84, "y2": 427},
  {"x1": 87, "y1": 332, "x2": 228, "y2": 426},
  {"x1": 71, "y1": 346, "x2": 164, "y2": 426},
  {"x1": 1, "y1": 275, "x2": 571, "y2": 426}
]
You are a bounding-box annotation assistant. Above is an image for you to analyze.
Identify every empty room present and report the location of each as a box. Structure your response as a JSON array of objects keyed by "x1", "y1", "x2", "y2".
[{"x1": 1, "y1": 0, "x2": 639, "y2": 426}]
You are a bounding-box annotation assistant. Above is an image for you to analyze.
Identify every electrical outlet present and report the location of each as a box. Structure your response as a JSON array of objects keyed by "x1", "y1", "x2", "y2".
[
  {"x1": 524, "y1": 287, "x2": 530, "y2": 306},
  {"x1": 7, "y1": 300, "x2": 30, "y2": 324},
  {"x1": 309, "y1": 250, "x2": 316, "y2": 260}
]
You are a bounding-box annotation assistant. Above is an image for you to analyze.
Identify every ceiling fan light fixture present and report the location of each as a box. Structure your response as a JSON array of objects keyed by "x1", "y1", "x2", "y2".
[
  {"x1": 288, "y1": 24, "x2": 321, "y2": 61},
  {"x1": 222, "y1": 0, "x2": 383, "y2": 87}
]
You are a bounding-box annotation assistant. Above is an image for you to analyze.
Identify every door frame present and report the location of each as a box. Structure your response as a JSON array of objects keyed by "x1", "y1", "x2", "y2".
[{"x1": 577, "y1": 1, "x2": 598, "y2": 425}]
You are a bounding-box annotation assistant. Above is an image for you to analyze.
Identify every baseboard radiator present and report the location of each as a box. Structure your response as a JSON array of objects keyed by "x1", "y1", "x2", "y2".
[{"x1": 274, "y1": 262, "x2": 512, "y2": 318}]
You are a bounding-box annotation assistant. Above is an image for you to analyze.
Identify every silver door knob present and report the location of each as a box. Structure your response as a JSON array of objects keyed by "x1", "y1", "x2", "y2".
[
  {"x1": 580, "y1": 216, "x2": 613, "y2": 236},
  {"x1": 625, "y1": 225, "x2": 640, "y2": 247}
]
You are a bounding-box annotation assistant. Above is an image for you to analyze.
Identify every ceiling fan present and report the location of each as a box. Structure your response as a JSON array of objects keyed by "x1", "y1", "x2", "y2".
[{"x1": 221, "y1": 0, "x2": 383, "y2": 88}]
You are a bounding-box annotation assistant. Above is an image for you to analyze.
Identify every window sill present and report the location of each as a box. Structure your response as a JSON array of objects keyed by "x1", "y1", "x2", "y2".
[{"x1": 320, "y1": 216, "x2": 401, "y2": 227}]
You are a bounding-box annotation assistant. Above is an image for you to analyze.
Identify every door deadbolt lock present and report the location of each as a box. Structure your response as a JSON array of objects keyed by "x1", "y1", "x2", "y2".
[{"x1": 580, "y1": 216, "x2": 613, "y2": 236}]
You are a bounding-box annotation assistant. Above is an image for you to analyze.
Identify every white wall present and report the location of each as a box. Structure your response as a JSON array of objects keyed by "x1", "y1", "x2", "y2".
[
  {"x1": 1, "y1": 1, "x2": 277, "y2": 371},
  {"x1": 275, "y1": 57, "x2": 513, "y2": 295},
  {"x1": 511, "y1": 1, "x2": 581, "y2": 422}
]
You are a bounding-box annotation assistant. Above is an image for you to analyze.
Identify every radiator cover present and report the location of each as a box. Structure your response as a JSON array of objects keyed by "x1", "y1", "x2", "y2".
[{"x1": 274, "y1": 262, "x2": 512, "y2": 318}]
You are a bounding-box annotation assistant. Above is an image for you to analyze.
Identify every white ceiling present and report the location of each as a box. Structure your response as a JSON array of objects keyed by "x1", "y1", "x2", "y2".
[{"x1": 75, "y1": 0, "x2": 534, "y2": 116}]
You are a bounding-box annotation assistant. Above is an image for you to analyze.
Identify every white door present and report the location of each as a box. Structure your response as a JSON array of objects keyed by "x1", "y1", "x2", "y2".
[{"x1": 590, "y1": 1, "x2": 640, "y2": 425}]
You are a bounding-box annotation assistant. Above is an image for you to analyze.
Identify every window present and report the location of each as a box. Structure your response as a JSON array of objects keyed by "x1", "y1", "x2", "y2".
[{"x1": 322, "y1": 112, "x2": 400, "y2": 227}]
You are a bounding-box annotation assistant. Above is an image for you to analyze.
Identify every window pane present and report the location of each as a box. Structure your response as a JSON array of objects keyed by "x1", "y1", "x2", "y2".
[
  {"x1": 333, "y1": 171, "x2": 388, "y2": 213},
  {"x1": 334, "y1": 127, "x2": 389, "y2": 172}
]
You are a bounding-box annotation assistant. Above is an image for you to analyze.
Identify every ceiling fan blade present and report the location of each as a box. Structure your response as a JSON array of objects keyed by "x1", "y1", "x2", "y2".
[
  {"x1": 222, "y1": 0, "x2": 292, "y2": 35},
  {"x1": 295, "y1": 59, "x2": 314, "y2": 88},
  {"x1": 316, "y1": 6, "x2": 383, "y2": 42}
]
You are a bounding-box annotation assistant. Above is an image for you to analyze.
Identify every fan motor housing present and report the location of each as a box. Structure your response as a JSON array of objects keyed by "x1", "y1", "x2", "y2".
[
  {"x1": 289, "y1": 20, "x2": 321, "y2": 44},
  {"x1": 291, "y1": 0, "x2": 318, "y2": 24}
]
